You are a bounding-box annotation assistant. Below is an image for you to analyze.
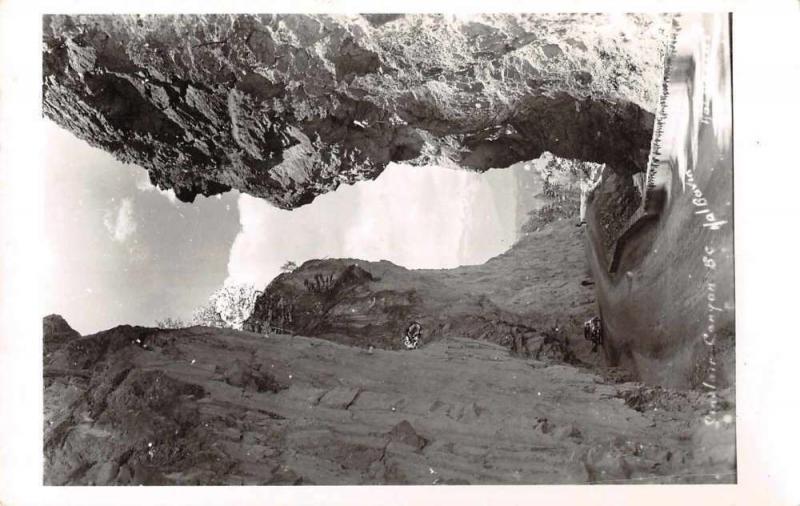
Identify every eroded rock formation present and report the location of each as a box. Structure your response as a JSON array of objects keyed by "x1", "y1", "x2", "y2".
[
  {"x1": 43, "y1": 314, "x2": 735, "y2": 485},
  {"x1": 40, "y1": 13, "x2": 737, "y2": 485},
  {"x1": 43, "y1": 14, "x2": 667, "y2": 207},
  {"x1": 584, "y1": 14, "x2": 734, "y2": 389},
  {"x1": 241, "y1": 210, "x2": 594, "y2": 368},
  {"x1": 43, "y1": 313, "x2": 82, "y2": 356}
]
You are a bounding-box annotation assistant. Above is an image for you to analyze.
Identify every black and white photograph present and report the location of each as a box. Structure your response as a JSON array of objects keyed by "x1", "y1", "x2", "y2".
[
  {"x1": 37, "y1": 12, "x2": 735, "y2": 486},
  {"x1": 1, "y1": 2, "x2": 799, "y2": 504}
]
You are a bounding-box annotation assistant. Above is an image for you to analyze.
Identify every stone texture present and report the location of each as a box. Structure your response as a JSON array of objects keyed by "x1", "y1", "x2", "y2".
[
  {"x1": 43, "y1": 317, "x2": 735, "y2": 485},
  {"x1": 243, "y1": 216, "x2": 595, "y2": 358},
  {"x1": 42, "y1": 14, "x2": 668, "y2": 208},
  {"x1": 43, "y1": 313, "x2": 82, "y2": 356},
  {"x1": 584, "y1": 14, "x2": 734, "y2": 389},
  {"x1": 39, "y1": 13, "x2": 737, "y2": 486}
]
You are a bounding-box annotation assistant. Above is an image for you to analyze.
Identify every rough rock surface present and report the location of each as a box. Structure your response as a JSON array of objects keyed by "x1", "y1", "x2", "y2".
[
  {"x1": 43, "y1": 313, "x2": 82, "y2": 356},
  {"x1": 243, "y1": 216, "x2": 595, "y2": 362},
  {"x1": 584, "y1": 14, "x2": 734, "y2": 389},
  {"x1": 43, "y1": 317, "x2": 735, "y2": 485},
  {"x1": 40, "y1": 13, "x2": 737, "y2": 485},
  {"x1": 43, "y1": 14, "x2": 668, "y2": 208}
]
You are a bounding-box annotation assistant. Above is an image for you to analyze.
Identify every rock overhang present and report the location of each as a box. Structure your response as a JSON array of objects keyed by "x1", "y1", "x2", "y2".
[{"x1": 42, "y1": 13, "x2": 669, "y2": 208}]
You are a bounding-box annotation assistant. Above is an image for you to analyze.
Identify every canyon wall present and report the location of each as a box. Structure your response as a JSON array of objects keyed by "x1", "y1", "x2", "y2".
[
  {"x1": 242, "y1": 218, "x2": 596, "y2": 362},
  {"x1": 585, "y1": 14, "x2": 734, "y2": 389},
  {"x1": 41, "y1": 14, "x2": 734, "y2": 390},
  {"x1": 40, "y1": 15, "x2": 737, "y2": 484},
  {"x1": 43, "y1": 14, "x2": 666, "y2": 208}
]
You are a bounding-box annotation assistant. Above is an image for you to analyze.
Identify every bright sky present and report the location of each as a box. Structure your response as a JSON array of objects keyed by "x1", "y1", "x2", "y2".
[
  {"x1": 43, "y1": 121, "x2": 240, "y2": 334},
  {"x1": 226, "y1": 162, "x2": 533, "y2": 288},
  {"x1": 44, "y1": 119, "x2": 543, "y2": 334}
]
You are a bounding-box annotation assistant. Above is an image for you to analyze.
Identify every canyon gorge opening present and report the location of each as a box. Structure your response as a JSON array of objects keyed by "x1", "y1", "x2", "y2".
[{"x1": 40, "y1": 13, "x2": 735, "y2": 486}]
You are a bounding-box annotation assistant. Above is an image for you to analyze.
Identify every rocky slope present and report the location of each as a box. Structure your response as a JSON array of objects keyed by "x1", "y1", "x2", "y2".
[
  {"x1": 43, "y1": 14, "x2": 667, "y2": 208},
  {"x1": 244, "y1": 217, "x2": 595, "y2": 360},
  {"x1": 43, "y1": 317, "x2": 735, "y2": 485},
  {"x1": 43, "y1": 313, "x2": 82, "y2": 358},
  {"x1": 240, "y1": 154, "x2": 605, "y2": 363},
  {"x1": 40, "y1": 13, "x2": 737, "y2": 485},
  {"x1": 42, "y1": 187, "x2": 736, "y2": 484}
]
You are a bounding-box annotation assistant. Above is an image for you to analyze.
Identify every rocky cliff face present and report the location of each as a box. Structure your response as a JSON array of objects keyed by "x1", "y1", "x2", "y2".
[
  {"x1": 43, "y1": 313, "x2": 82, "y2": 355},
  {"x1": 239, "y1": 153, "x2": 604, "y2": 359},
  {"x1": 40, "y1": 14, "x2": 737, "y2": 485},
  {"x1": 243, "y1": 218, "x2": 593, "y2": 362},
  {"x1": 43, "y1": 14, "x2": 667, "y2": 208},
  {"x1": 43, "y1": 316, "x2": 735, "y2": 485},
  {"x1": 584, "y1": 14, "x2": 734, "y2": 389},
  {"x1": 41, "y1": 13, "x2": 736, "y2": 388}
]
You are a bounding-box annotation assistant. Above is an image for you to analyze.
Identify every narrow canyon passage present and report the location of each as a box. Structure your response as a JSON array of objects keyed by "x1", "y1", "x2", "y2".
[{"x1": 40, "y1": 13, "x2": 735, "y2": 486}]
